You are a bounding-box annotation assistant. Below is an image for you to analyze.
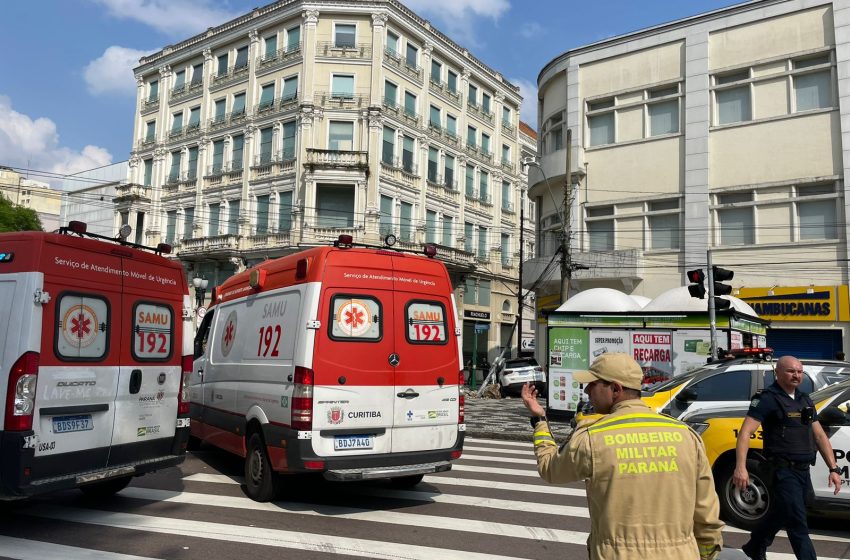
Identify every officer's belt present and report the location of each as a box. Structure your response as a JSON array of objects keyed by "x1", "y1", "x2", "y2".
[{"x1": 772, "y1": 456, "x2": 814, "y2": 470}]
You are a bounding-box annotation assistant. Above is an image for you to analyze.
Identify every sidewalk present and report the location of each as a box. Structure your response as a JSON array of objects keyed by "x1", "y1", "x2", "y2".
[{"x1": 462, "y1": 387, "x2": 573, "y2": 442}]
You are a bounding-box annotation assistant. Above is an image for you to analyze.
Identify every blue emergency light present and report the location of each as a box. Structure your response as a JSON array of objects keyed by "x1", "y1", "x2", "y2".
[{"x1": 0, "y1": 252, "x2": 14, "y2": 262}]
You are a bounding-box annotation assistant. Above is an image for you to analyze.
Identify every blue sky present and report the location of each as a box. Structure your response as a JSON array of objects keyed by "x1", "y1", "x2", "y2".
[{"x1": 0, "y1": 0, "x2": 740, "y2": 187}]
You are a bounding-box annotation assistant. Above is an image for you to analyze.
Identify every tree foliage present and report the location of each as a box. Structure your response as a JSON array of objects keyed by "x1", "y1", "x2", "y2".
[{"x1": 0, "y1": 193, "x2": 43, "y2": 232}]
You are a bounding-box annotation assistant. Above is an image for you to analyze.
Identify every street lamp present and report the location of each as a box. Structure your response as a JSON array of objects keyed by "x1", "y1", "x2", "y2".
[{"x1": 192, "y1": 275, "x2": 209, "y2": 309}]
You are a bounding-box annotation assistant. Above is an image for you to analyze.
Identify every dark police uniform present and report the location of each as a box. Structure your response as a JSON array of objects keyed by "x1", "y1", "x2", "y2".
[{"x1": 744, "y1": 382, "x2": 817, "y2": 560}]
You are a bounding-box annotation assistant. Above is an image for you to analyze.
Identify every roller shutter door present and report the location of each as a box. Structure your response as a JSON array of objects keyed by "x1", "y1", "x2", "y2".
[{"x1": 767, "y1": 329, "x2": 841, "y2": 360}]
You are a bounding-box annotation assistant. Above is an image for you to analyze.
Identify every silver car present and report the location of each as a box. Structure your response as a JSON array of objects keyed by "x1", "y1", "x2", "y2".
[{"x1": 498, "y1": 357, "x2": 546, "y2": 396}]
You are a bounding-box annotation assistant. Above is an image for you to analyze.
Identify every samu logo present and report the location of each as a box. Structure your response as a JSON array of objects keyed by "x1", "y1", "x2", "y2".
[{"x1": 327, "y1": 406, "x2": 344, "y2": 425}]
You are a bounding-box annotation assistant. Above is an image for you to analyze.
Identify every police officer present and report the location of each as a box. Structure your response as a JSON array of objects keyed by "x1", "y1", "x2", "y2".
[
  {"x1": 734, "y1": 355, "x2": 843, "y2": 560},
  {"x1": 522, "y1": 353, "x2": 724, "y2": 560}
]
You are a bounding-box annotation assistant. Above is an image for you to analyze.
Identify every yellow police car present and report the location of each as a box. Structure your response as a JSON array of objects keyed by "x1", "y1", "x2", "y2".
[{"x1": 682, "y1": 377, "x2": 850, "y2": 529}]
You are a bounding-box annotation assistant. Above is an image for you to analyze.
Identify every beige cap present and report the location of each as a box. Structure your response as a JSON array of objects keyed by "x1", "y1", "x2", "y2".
[{"x1": 573, "y1": 352, "x2": 644, "y2": 391}]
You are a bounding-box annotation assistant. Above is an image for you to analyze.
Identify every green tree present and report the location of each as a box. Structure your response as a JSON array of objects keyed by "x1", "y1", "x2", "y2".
[{"x1": 0, "y1": 193, "x2": 42, "y2": 232}]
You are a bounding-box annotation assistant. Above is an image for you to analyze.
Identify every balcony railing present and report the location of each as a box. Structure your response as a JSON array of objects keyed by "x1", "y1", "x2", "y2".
[
  {"x1": 168, "y1": 123, "x2": 201, "y2": 142},
  {"x1": 113, "y1": 182, "x2": 151, "y2": 202},
  {"x1": 502, "y1": 121, "x2": 516, "y2": 135},
  {"x1": 500, "y1": 161, "x2": 515, "y2": 173},
  {"x1": 170, "y1": 81, "x2": 203, "y2": 102},
  {"x1": 502, "y1": 201, "x2": 515, "y2": 213},
  {"x1": 249, "y1": 231, "x2": 293, "y2": 249},
  {"x1": 317, "y1": 41, "x2": 372, "y2": 59},
  {"x1": 384, "y1": 48, "x2": 422, "y2": 81},
  {"x1": 251, "y1": 152, "x2": 296, "y2": 180},
  {"x1": 258, "y1": 43, "x2": 302, "y2": 72},
  {"x1": 432, "y1": 244, "x2": 475, "y2": 267},
  {"x1": 178, "y1": 234, "x2": 240, "y2": 255},
  {"x1": 468, "y1": 102, "x2": 494, "y2": 124},
  {"x1": 429, "y1": 78, "x2": 461, "y2": 106},
  {"x1": 305, "y1": 149, "x2": 368, "y2": 170},
  {"x1": 211, "y1": 63, "x2": 250, "y2": 89},
  {"x1": 140, "y1": 97, "x2": 159, "y2": 114},
  {"x1": 208, "y1": 109, "x2": 248, "y2": 131},
  {"x1": 314, "y1": 91, "x2": 367, "y2": 109}
]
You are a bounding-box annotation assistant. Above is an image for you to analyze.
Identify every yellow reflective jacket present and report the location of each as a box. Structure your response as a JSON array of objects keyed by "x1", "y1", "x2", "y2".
[{"x1": 533, "y1": 399, "x2": 723, "y2": 560}]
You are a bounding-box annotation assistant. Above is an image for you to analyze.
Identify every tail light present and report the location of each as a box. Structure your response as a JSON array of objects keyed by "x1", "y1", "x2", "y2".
[
  {"x1": 457, "y1": 370, "x2": 465, "y2": 424},
  {"x1": 292, "y1": 366, "x2": 314, "y2": 430},
  {"x1": 5, "y1": 352, "x2": 39, "y2": 431},
  {"x1": 178, "y1": 355, "x2": 192, "y2": 415}
]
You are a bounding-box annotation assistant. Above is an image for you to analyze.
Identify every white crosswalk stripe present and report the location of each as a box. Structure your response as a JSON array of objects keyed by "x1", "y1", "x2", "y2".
[{"x1": 3, "y1": 437, "x2": 848, "y2": 560}]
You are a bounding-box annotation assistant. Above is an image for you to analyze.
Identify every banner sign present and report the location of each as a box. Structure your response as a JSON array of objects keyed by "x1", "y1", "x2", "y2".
[{"x1": 548, "y1": 327, "x2": 588, "y2": 413}]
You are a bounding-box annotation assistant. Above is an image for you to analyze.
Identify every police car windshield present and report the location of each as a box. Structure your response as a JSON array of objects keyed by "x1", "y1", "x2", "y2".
[{"x1": 810, "y1": 376, "x2": 850, "y2": 402}]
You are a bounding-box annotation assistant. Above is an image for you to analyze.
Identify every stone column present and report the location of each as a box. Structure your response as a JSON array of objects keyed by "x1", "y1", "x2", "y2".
[
  {"x1": 301, "y1": 10, "x2": 320, "y2": 102},
  {"x1": 369, "y1": 13, "x2": 388, "y2": 104},
  {"x1": 157, "y1": 65, "x2": 172, "y2": 142},
  {"x1": 202, "y1": 48, "x2": 214, "y2": 124}
]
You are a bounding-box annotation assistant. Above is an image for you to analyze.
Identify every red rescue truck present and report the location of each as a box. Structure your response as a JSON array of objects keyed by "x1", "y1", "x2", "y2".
[
  {"x1": 190, "y1": 236, "x2": 464, "y2": 501},
  {"x1": 0, "y1": 222, "x2": 192, "y2": 499}
]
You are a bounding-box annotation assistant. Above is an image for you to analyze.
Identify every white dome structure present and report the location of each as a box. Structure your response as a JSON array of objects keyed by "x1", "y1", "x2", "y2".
[
  {"x1": 642, "y1": 286, "x2": 758, "y2": 315},
  {"x1": 556, "y1": 288, "x2": 643, "y2": 312},
  {"x1": 630, "y1": 295, "x2": 651, "y2": 309}
]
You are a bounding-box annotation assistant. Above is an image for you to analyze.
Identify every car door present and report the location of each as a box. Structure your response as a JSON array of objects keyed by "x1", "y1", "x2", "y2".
[
  {"x1": 812, "y1": 387, "x2": 850, "y2": 499},
  {"x1": 668, "y1": 368, "x2": 756, "y2": 419}
]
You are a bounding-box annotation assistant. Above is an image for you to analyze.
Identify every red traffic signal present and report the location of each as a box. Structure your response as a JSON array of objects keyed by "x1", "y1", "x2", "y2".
[
  {"x1": 687, "y1": 269, "x2": 705, "y2": 283},
  {"x1": 687, "y1": 268, "x2": 706, "y2": 299}
]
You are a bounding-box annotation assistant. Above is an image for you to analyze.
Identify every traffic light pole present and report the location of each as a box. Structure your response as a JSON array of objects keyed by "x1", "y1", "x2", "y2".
[{"x1": 707, "y1": 249, "x2": 717, "y2": 361}]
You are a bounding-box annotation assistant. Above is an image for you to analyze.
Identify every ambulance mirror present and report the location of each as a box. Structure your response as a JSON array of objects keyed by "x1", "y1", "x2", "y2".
[{"x1": 117, "y1": 224, "x2": 132, "y2": 240}]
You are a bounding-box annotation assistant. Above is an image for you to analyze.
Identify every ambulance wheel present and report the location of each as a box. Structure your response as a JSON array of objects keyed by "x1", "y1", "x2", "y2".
[
  {"x1": 79, "y1": 475, "x2": 132, "y2": 499},
  {"x1": 716, "y1": 461, "x2": 770, "y2": 530},
  {"x1": 245, "y1": 431, "x2": 280, "y2": 502},
  {"x1": 389, "y1": 474, "x2": 424, "y2": 488}
]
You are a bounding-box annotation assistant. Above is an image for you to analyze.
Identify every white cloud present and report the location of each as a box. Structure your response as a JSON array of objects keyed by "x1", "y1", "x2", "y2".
[
  {"x1": 403, "y1": 0, "x2": 510, "y2": 46},
  {"x1": 511, "y1": 78, "x2": 538, "y2": 129},
  {"x1": 518, "y1": 22, "x2": 543, "y2": 39},
  {"x1": 0, "y1": 96, "x2": 113, "y2": 188},
  {"x1": 84, "y1": 46, "x2": 152, "y2": 96},
  {"x1": 90, "y1": 0, "x2": 241, "y2": 37}
]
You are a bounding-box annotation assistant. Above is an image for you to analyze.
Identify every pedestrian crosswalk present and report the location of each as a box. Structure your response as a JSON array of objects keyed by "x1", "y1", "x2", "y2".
[{"x1": 0, "y1": 437, "x2": 847, "y2": 560}]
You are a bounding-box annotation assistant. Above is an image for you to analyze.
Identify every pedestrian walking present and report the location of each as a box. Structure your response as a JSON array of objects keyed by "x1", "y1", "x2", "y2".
[
  {"x1": 522, "y1": 353, "x2": 723, "y2": 560},
  {"x1": 734, "y1": 355, "x2": 843, "y2": 560}
]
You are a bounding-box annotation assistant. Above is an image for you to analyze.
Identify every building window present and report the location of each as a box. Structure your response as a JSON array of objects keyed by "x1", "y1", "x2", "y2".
[
  {"x1": 264, "y1": 34, "x2": 277, "y2": 59},
  {"x1": 426, "y1": 210, "x2": 437, "y2": 244},
  {"x1": 481, "y1": 133, "x2": 490, "y2": 156},
  {"x1": 586, "y1": 205, "x2": 614, "y2": 251},
  {"x1": 797, "y1": 184, "x2": 836, "y2": 240},
  {"x1": 479, "y1": 170, "x2": 489, "y2": 203},
  {"x1": 188, "y1": 106, "x2": 200, "y2": 129},
  {"x1": 428, "y1": 147, "x2": 439, "y2": 182},
  {"x1": 400, "y1": 201, "x2": 413, "y2": 242},
  {"x1": 406, "y1": 43, "x2": 419, "y2": 69},
  {"x1": 214, "y1": 98, "x2": 226, "y2": 122},
  {"x1": 715, "y1": 71, "x2": 751, "y2": 125},
  {"x1": 183, "y1": 206, "x2": 195, "y2": 240},
  {"x1": 328, "y1": 121, "x2": 354, "y2": 151},
  {"x1": 467, "y1": 125, "x2": 476, "y2": 148},
  {"x1": 404, "y1": 91, "x2": 417, "y2": 118},
  {"x1": 173, "y1": 70, "x2": 185, "y2": 92},
  {"x1": 444, "y1": 154, "x2": 455, "y2": 188},
  {"x1": 143, "y1": 159, "x2": 153, "y2": 186},
  {"x1": 384, "y1": 80, "x2": 397, "y2": 107},
  {"x1": 502, "y1": 144, "x2": 510, "y2": 164},
  {"x1": 468, "y1": 84, "x2": 478, "y2": 107},
  {"x1": 212, "y1": 139, "x2": 224, "y2": 172},
  {"x1": 168, "y1": 150, "x2": 181, "y2": 182},
  {"x1": 386, "y1": 30, "x2": 399, "y2": 57},
  {"x1": 402, "y1": 135, "x2": 415, "y2": 172},
  {"x1": 228, "y1": 200, "x2": 240, "y2": 235},
  {"x1": 447, "y1": 70, "x2": 457, "y2": 93},
  {"x1": 542, "y1": 112, "x2": 564, "y2": 154},
  {"x1": 382, "y1": 126, "x2": 395, "y2": 165},
  {"x1": 148, "y1": 80, "x2": 158, "y2": 102},
  {"x1": 282, "y1": 76, "x2": 298, "y2": 101},
  {"x1": 332, "y1": 74, "x2": 354, "y2": 99},
  {"x1": 465, "y1": 165, "x2": 475, "y2": 197},
  {"x1": 187, "y1": 147, "x2": 198, "y2": 179},
  {"x1": 482, "y1": 93, "x2": 491, "y2": 115},
  {"x1": 258, "y1": 128, "x2": 272, "y2": 164},
  {"x1": 234, "y1": 46, "x2": 248, "y2": 70},
  {"x1": 649, "y1": 212, "x2": 680, "y2": 250},
  {"x1": 256, "y1": 195, "x2": 270, "y2": 234},
  {"x1": 232, "y1": 134, "x2": 244, "y2": 170},
  {"x1": 216, "y1": 54, "x2": 228, "y2": 76},
  {"x1": 586, "y1": 83, "x2": 683, "y2": 146},
  {"x1": 232, "y1": 92, "x2": 245, "y2": 116},
  {"x1": 259, "y1": 83, "x2": 275, "y2": 108},
  {"x1": 335, "y1": 23, "x2": 356, "y2": 48},
  {"x1": 501, "y1": 234, "x2": 510, "y2": 266},
  {"x1": 587, "y1": 98, "x2": 615, "y2": 147},
  {"x1": 166, "y1": 210, "x2": 177, "y2": 243},
  {"x1": 793, "y1": 56, "x2": 832, "y2": 111},
  {"x1": 502, "y1": 181, "x2": 512, "y2": 211},
  {"x1": 429, "y1": 105, "x2": 441, "y2": 128},
  {"x1": 648, "y1": 86, "x2": 679, "y2": 136},
  {"x1": 278, "y1": 191, "x2": 293, "y2": 231},
  {"x1": 286, "y1": 25, "x2": 301, "y2": 51},
  {"x1": 442, "y1": 215, "x2": 454, "y2": 247},
  {"x1": 479, "y1": 279, "x2": 491, "y2": 307},
  {"x1": 502, "y1": 106, "x2": 511, "y2": 126},
  {"x1": 446, "y1": 114, "x2": 457, "y2": 137},
  {"x1": 380, "y1": 195, "x2": 393, "y2": 236},
  {"x1": 316, "y1": 185, "x2": 354, "y2": 228},
  {"x1": 716, "y1": 192, "x2": 754, "y2": 246},
  {"x1": 478, "y1": 225, "x2": 487, "y2": 260},
  {"x1": 464, "y1": 222, "x2": 474, "y2": 253},
  {"x1": 431, "y1": 59, "x2": 442, "y2": 83},
  {"x1": 145, "y1": 121, "x2": 156, "y2": 142},
  {"x1": 281, "y1": 121, "x2": 296, "y2": 160},
  {"x1": 209, "y1": 203, "x2": 220, "y2": 236}
]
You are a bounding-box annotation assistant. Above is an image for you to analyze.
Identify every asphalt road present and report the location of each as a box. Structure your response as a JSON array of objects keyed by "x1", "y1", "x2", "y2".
[{"x1": 1, "y1": 435, "x2": 848, "y2": 560}]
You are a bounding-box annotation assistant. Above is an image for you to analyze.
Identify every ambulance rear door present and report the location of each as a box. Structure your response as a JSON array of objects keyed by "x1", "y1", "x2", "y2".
[
  {"x1": 109, "y1": 257, "x2": 183, "y2": 462},
  {"x1": 311, "y1": 251, "x2": 396, "y2": 458},
  {"x1": 390, "y1": 256, "x2": 459, "y2": 453},
  {"x1": 33, "y1": 246, "x2": 122, "y2": 473}
]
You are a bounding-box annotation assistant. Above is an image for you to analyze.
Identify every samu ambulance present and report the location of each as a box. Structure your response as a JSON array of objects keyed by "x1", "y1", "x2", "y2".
[
  {"x1": 0, "y1": 221, "x2": 192, "y2": 499},
  {"x1": 190, "y1": 236, "x2": 464, "y2": 501}
]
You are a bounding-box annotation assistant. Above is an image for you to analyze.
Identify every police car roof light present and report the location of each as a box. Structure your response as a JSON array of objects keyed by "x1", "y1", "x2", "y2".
[{"x1": 68, "y1": 221, "x2": 88, "y2": 235}]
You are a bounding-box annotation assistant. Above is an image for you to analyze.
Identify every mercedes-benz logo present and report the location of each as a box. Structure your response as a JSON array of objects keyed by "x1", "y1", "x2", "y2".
[{"x1": 388, "y1": 353, "x2": 400, "y2": 367}]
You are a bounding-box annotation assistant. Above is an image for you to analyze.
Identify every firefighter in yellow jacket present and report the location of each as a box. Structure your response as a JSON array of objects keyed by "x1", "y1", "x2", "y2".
[{"x1": 521, "y1": 353, "x2": 724, "y2": 560}]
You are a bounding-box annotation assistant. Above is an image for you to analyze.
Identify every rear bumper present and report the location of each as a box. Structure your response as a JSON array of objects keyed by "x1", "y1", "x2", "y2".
[
  {"x1": 0, "y1": 423, "x2": 190, "y2": 499},
  {"x1": 324, "y1": 460, "x2": 452, "y2": 481}
]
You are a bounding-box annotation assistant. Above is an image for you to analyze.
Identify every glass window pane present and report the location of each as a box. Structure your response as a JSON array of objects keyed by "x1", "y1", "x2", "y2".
[
  {"x1": 464, "y1": 222, "x2": 474, "y2": 253},
  {"x1": 382, "y1": 126, "x2": 395, "y2": 165},
  {"x1": 235, "y1": 46, "x2": 248, "y2": 69},
  {"x1": 468, "y1": 84, "x2": 477, "y2": 105},
  {"x1": 691, "y1": 370, "x2": 751, "y2": 401},
  {"x1": 588, "y1": 220, "x2": 614, "y2": 251},
  {"x1": 332, "y1": 75, "x2": 354, "y2": 98},
  {"x1": 380, "y1": 195, "x2": 393, "y2": 235},
  {"x1": 188, "y1": 107, "x2": 200, "y2": 127},
  {"x1": 330, "y1": 295, "x2": 381, "y2": 340},
  {"x1": 212, "y1": 140, "x2": 224, "y2": 170},
  {"x1": 386, "y1": 32, "x2": 399, "y2": 55},
  {"x1": 259, "y1": 128, "x2": 273, "y2": 162},
  {"x1": 431, "y1": 60, "x2": 441, "y2": 82},
  {"x1": 478, "y1": 226, "x2": 487, "y2": 259},
  {"x1": 402, "y1": 135, "x2": 414, "y2": 172},
  {"x1": 282, "y1": 77, "x2": 298, "y2": 100},
  {"x1": 406, "y1": 44, "x2": 418, "y2": 68},
  {"x1": 718, "y1": 207, "x2": 754, "y2": 245},
  {"x1": 404, "y1": 92, "x2": 416, "y2": 115},
  {"x1": 256, "y1": 195, "x2": 270, "y2": 234},
  {"x1": 400, "y1": 201, "x2": 413, "y2": 241},
  {"x1": 265, "y1": 35, "x2": 277, "y2": 58},
  {"x1": 716, "y1": 86, "x2": 752, "y2": 125},
  {"x1": 149, "y1": 80, "x2": 158, "y2": 100},
  {"x1": 649, "y1": 100, "x2": 679, "y2": 136},
  {"x1": 479, "y1": 280, "x2": 490, "y2": 307},
  {"x1": 329, "y1": 121, "x2": 354, "y2": 151},
  {"x1": 426, "y1": 210, "x2": 437, "y2": 243},
  {"x1": 649, "y1": 213, "x2": 680, "y2": 249},
  {"x1": 215, "y1": 99, "x2": 226, "y2": 119},
  {"x1": 335, "y1": 24, "x2": 355, "y2": 47},
  {"x1": 278, "y1": 191, "x2": 293, "y2": 231},
  {"x1": 260, "y1": 84, "x2": 275, "y2": 106},
  {"x1": 316, "y1": 185, "x2": 354, "y2": 227},
  {"x1": 208, "y1": 204, "x2": 220, "y2": 236},
  {"x1": 166, "y1": 210, "x2": 177, "y2": 243},
  {"x1": 174, "y1": 70, "x2": 185, "y2": 89},
  {"x1": 465, "y1": 165, "x2": 475, "y2": 196},
  {"x1": 446, "y1": 115, "x2": 457, "y2": 135},
  {"x1": 56, "y1": 295, "x2": 109, "y2": 360},
  {"x1": 795, "y1": 71, "x2": 831, "y2": 111},
  {"x1": 799, "y1": 199, "x2": 836, "y2": 240},
  {"x1": 588, "y1": 113, "x2": 614, "y2": 146},
  {"x1": 217, "y1": 55, "x2": 228, "y2": 76},
  {"x1": 228, "y1": 200, "x2": 240, "y2": 234},
  {"x1": 429, "y1": 105, "x2": 440, "y2": 127},
  {"x1": 171, "y1": 112, "x2": 183, "y2": 132},
  {"x1": 482, "y1": 93, "x2": 491, "y2": 113},
  {"x1": 467, "y1": 126, "x2": 476, "y2": 146},
  {"x1": 287, "y1": 26, "x2": 301, "y2": 51},
  {"x1": 447, "y1": 71, "x2": 457, "y2": 93},
  {"x1": 442, "y1": 215, "x2": 453, "y2": 247},
  {"x1": 281, "y1": 121, "x2": 296, "y2": 159},
  {"x1": 232, "y1": 135, "x2": 244, "y2": 170},
  {"x1": 183, "y1": 207, "x2": 195, "y2": 239},
  {"x1": 384, "y1": 81, "x2": 397, "y2": 105}
]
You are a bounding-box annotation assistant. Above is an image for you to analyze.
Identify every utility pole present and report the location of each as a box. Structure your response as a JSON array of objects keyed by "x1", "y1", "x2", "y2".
[
  {"x1": 517, "y1": 187, "x2": 525, "y2": 356},
  {"x1": 707, "y1": 249, "x2": 718, "y2": 361},
  {"x1": 560, "y1": 128, "x2": 573, "y2": 304}
]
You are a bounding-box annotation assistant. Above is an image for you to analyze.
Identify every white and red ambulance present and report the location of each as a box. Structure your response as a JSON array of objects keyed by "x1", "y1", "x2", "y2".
[
  {"x1": 0, "y1": 221, "x2": 193, "y2": 499},
  {"x1": 190, "y1": 236, "x2": 464, "y2": 501}
]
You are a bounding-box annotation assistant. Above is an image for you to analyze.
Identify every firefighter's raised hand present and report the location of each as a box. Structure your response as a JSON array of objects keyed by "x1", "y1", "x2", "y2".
[{"x1": 521, "y1": 382, "x2": 545, "y2": 416}]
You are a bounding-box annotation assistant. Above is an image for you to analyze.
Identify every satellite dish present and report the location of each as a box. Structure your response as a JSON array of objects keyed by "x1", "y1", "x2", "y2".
[{"x1": 117, "y1": 224, "x2": 132, "y2": 240}]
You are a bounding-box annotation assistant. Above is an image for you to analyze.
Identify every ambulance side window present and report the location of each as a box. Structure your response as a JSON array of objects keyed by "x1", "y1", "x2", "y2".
[
  {"x1": 132, "y1": 302, "x2": 174, "y2": 361},
  {"x1": 405, "y1": 300, "x2": 448, "y2": 345},
  {"x1": 55, "y1": 293, "x2": 110, "y2": 361},
  {"x1": 195, "y1": 309, "x2": 215, "y2": 359},
  {"x1": 328, "y1": 295, "x2": 382, "y2": 341}
]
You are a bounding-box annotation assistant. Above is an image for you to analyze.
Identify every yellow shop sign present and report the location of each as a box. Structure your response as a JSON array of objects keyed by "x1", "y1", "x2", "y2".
[{"x1": 738, "y1": 286, "x2": 849, "y2": 322}]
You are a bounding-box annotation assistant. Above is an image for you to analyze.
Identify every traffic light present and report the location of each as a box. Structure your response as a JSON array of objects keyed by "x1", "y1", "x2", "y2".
[
  {"x1": 712, "y1": 266, "x2": 734, "y2": 310},
  {"x1": 687, "y1": 269, "x2": 706, "y2": 299}
]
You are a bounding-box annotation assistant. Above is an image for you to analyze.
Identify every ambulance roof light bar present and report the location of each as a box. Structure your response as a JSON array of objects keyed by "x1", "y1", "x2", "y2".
[
  {"x1": 334, "y1": 234, "x2": 354, "y2": 248},
  {"x1": 59, "y1": 221, "x2": 172, "y2": 256},
  {"x1": 68, "y1": 221, "x2": 87, "y2": 235}
]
